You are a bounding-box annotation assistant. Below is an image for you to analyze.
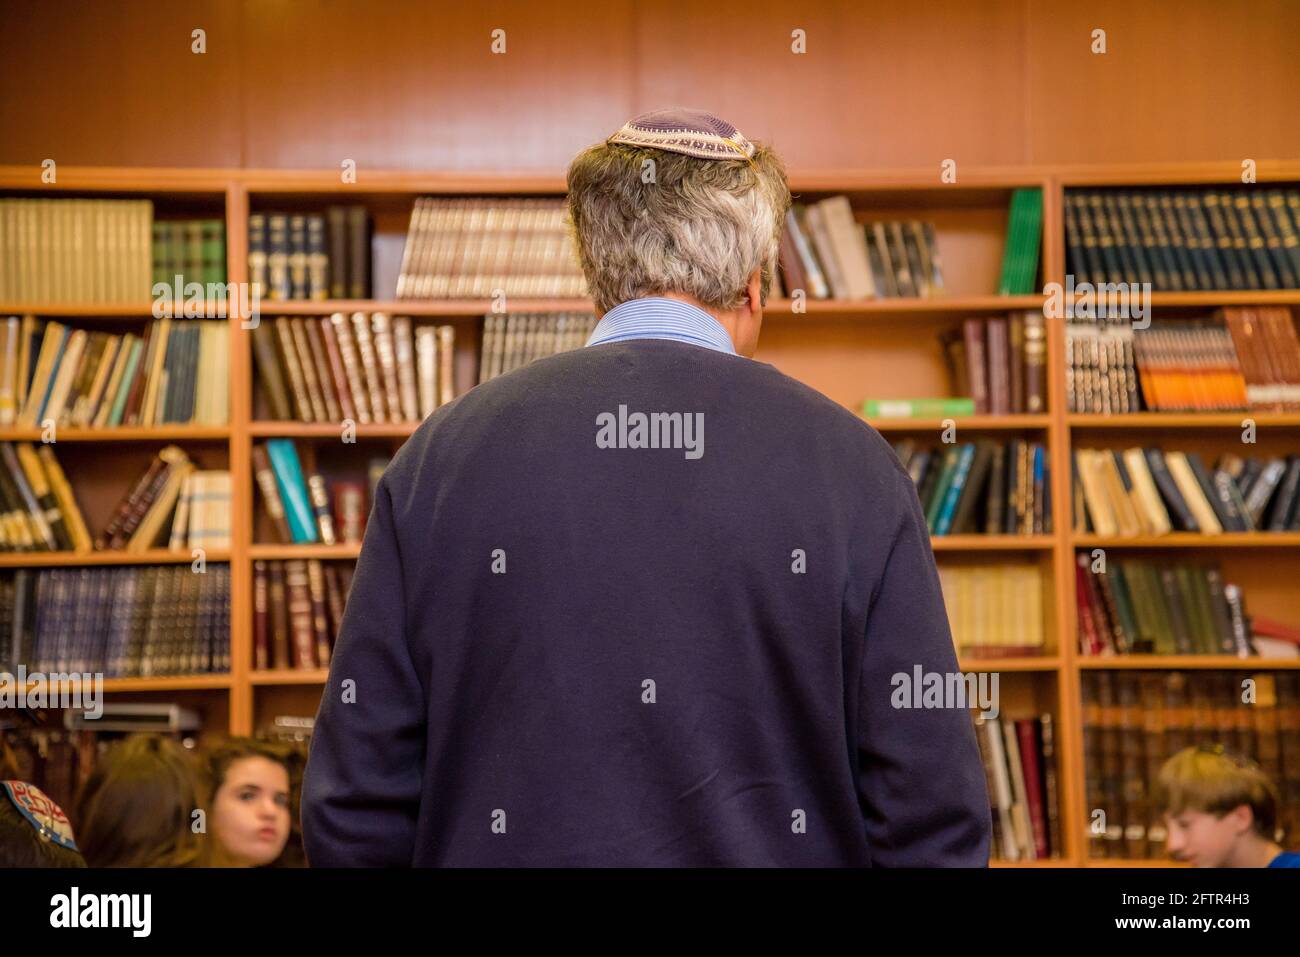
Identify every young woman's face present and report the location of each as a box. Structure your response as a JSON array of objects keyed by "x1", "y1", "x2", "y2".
[{"x1": 212, "y1": 756, "x2": 291, "y2": 866}]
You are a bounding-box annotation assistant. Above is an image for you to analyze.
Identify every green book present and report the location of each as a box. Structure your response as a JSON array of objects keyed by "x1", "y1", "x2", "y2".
[
  {"x1": 998, "y1": 188, "x2": 1027, "y2": 295},
  {"x1": 1017, "y1": 188, "x2": 1044, "y2": 293},
  {"x1": 184, "y1": 221, "x2": 204, "y2": 288},
  {"x1": 151, "y1": 221, "x2": 171, "y2": 287},
  {"x1": 998, "y1": 188, "x2": 1044, "y2": 295},
  {"x1": 862, "y1": 397, "x2": 976, "y2": 418},
  {"x1": 201, "y1": 219, "x2": 226, "y2": 285}
]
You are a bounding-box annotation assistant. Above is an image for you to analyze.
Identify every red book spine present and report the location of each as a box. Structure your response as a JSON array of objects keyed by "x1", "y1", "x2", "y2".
[{"x1": 1016, "y1": 718, "x2": 1050, "y2": 859}]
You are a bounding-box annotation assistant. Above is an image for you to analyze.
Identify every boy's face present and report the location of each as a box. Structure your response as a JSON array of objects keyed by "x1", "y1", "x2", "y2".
[{"x1": 1164, "y1": 808, "x2": 1246, "y2": 867}]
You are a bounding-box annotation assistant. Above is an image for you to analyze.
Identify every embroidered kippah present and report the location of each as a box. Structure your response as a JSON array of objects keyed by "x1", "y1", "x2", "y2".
[
  {"x1": 2, "y1": 780, "x2": 79, "y2": 851},
  {"x1": 607, "y1": 108, "x2": 756, "y2": 161}
]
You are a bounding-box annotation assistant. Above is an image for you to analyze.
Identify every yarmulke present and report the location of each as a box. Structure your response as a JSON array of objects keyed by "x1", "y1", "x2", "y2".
[
  {"x1": 608, "y1": 109, "x2": 756, "y2": 161},
  {"x1": 2, "y1": 780, "x2": 79, "y2": 851}
]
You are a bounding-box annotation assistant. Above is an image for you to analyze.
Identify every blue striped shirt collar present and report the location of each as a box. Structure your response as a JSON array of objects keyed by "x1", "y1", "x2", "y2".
[{"x1": 584, "y1": 297, "x2": 737, "y2": 355}]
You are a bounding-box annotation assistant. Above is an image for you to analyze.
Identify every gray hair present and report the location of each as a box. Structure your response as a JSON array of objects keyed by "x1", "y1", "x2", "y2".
[{"x1": 565, "y1": 140, "x2": 791, "y2": 314}]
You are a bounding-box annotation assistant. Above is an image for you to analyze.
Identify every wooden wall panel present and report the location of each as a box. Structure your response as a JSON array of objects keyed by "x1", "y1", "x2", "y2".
[
  {"x1": 0, "y1": 0, "x2": 243, "y2": 167},
  {"x1": 0, "y1": 0, "x2": 1295, "y2": 171},
  {"x1": 236, "y1": 0, "x2": 637, "y2": 170},
  {"x1": 631, "y1": 0, "x2": 1029, "y2": 169},
  {"x1": 1025, "y1": 0, "x2": 1300, "y2": 164}
]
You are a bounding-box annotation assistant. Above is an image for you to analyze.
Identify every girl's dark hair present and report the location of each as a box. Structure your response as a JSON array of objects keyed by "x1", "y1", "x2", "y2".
[
  {"x1": 204, "y1": 737, "x2": 305, "y2": 867},
  {"x1": 72, "y1": 734, "x2": 210, "y2": 867},
  {"x1": 205, "y1": 737, "x2": 293, "y2": 793}
]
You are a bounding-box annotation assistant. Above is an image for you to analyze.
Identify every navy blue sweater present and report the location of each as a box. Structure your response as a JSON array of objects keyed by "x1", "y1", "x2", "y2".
[{"x1": 300, "y1": 339, "x2": 991, "y2": 866}]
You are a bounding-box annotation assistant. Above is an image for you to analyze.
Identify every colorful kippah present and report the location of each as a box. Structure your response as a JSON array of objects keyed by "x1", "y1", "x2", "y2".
[
  {"x1": 607, "y1": 108, "x2": 756, "y2": 161},
  {"x1": 2, "y1": 780, "x2": 79, "y2": 851}
]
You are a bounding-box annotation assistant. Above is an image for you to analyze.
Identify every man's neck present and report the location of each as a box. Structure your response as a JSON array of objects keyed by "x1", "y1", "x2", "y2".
[{"x1": 655, "y1": 291, "x2": 743, "y2": 351}]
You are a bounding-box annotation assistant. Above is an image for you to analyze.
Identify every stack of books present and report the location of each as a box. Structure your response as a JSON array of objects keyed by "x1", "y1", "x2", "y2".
[
  {"x1": 938, "y1": 563, "x2": 1045, "y2": 657},
  {"x1": 0, "y1": 443, "x2": 89, "y2": 552},
  {"x1": 252, "y1": 439, "x2": 387, "y2": 545},
  {"x1": 478, "y1": 312, "x2": 596, "y2": 383},
  {"x1": 0, "y1": 198, "x2": 154, "y2": 304},
  {"x1": 941, "y1": 313, "x2": 1047, "y2": 414},
  {"x1": 778, "y1": 198, "x2": 944, "y2": 300},
  {"x1": 0, "y1": 316, "x2": 229, "y2": 428},
  {"x1": 396, "y1": 197, "x2": 585, "y2": 299},
  {"x1": 1072, "y1": 446, "x2": 1300, "y2": 535},
  {"x1": 252, "y1": 558, "x2": 354, "y2": 671},
  {"x1": 248, "y1": 207, "x2": 371, "y2": 301},
  {"x1": 1065, "y1": 188, "x2": 1300, "y2": 291},
  {"x1": 94, "y1": 447, "x2": 230, "y2": 552},
  {"x1": 0, "y1": 564, "x2": 232, "y2": 677},
  {"x1": 1075, "y1": 555, "x2": 1253, "y2": 656},
  {"x1": 975, "y1": 713, "x2": 1061, "y2": 861},
  {"x1": 894, "y1": 438, "x2": 1051, "y2": 535},
  {"x1": 253, "y1": 314, "x2": 454, "y2": 423},
  {"x1": 151, "y1": 219, "x2": 226, "y2": 287},
  {"x1": 1066, "y1": 307, "x2": 1300, "y2": 413}
]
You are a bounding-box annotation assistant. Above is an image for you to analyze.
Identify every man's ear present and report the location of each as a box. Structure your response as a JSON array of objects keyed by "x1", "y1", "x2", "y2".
[{"x1": 747, "y1": 268, "x2": 763, "y2": 311}]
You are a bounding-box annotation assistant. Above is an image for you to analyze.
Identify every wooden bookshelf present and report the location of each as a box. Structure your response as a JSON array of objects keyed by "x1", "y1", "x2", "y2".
[
  {"x1": 0, "y1": 550, "x2": 229, "y2": 568},
  {"x1": 4, "y1": 160, "x2": 1300, "y2": 869},
  {"x1": 1073, "y1": 533, "x2": 1300, "y2": 548}
]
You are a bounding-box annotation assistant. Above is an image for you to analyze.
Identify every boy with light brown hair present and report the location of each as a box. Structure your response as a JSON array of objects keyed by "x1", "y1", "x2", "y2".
[{"x1": 1157, "y1": 745, "x2": 1300, "y2": 868}]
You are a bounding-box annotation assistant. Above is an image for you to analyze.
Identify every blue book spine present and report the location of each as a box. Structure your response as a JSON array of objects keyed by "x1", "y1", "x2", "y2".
[
  {"x1": 1033, "y1": 444, "x2": 1045, "y2": 532},
  {"x1": 266, "y1": 439, "x2": 319, "y2": 544},
  {"x1": 935, "y1": 443, "x2": 976, "y2": 535}
]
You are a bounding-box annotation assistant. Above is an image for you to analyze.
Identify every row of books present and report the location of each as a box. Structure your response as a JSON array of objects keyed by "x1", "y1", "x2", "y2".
[
  {"x1": 253, "y1": 439, "x2": 388, "y2": 545},
  {"x1": 1075, "y1": 557, "x2": 1254, "y2": 657},
  {"x1": 779, "y1": 199, "x2": 945, "y2": 300},
  {"x1": 1083, "y1": 671, "x2": 1300, "y2": 858},
  {"x1": 0, "y1": 442, "x2": 83, "y2": 552},
  {"x1": 0, "y1": 440, "x2": 229, "y2": 554},
  {"x1": 252, "y1": 558, "x2": 355, "y2": 671},
  {"x1": 974, "y1": 713, "x2": 1060, "y2": 861},
  {"x1": 0, "y1": 316, "x2": 229, "y2": 427},
  {"x1": 248, "y1": 207, "x2": 371, "y2": 301},
  {"x1": 253, "y1": 314, "x2": 454, "y2": 423},
  {"x1": 0, "y1": 564, "x2": 232, "y2": 677},
  {"x1": 94, "y1": 447, "x2": 230, "y2": 552},
  {"x1": 938, "y1": 564, "x2": 1045, "y2": 658},
  {"x1": 1072, "y1": 446, "x2": 1300, "y2": 536},
  {"x1": 1066, "y1": 307, "x2": 1300, "y2": 413},
  {"x1": 151, "y1": 219, "x2": 225, "y2": 287},
  {"x1": 0, "y1": 198, "x2": 153, "y2": 304},
  {"x1": 1065, "y1": 188, "x2": 1300, "y2": 291},
  {"x1": 894, "y1": 438, "x2": 1052, "y2": 535},
  {"x1": 942, "y1": 312, "x2": 1047, "y2": 414},
  {"x1": 478, "y1": 312, "x2": 597, "y2": 384},
  {"x1": 396, "y1": 197, "x2": 585, "y2": 299}
]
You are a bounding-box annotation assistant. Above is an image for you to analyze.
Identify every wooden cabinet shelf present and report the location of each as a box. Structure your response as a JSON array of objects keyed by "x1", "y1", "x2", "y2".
[
  {"x1": 249, "y1": 544, "x2": 362, "y2": 560},
  {"x1": 1077, "y1": 655, "x2": 1300, "y2": 670},
  {"x1": 0, "y1": 550, "x2": 229, "y2": 567},
  {"x1": 248, "y1": 421, "x2": 419, "y2": 438},
  {"x1": 0, "y1": 426, "x2": 229, "y2": 442},
  {"x1": 1069, "y1": 412, "x2": 1300, "y2": 429},
  {"x1": 1073, "y1": 533, "x2": 1300, "y2": 548}
]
